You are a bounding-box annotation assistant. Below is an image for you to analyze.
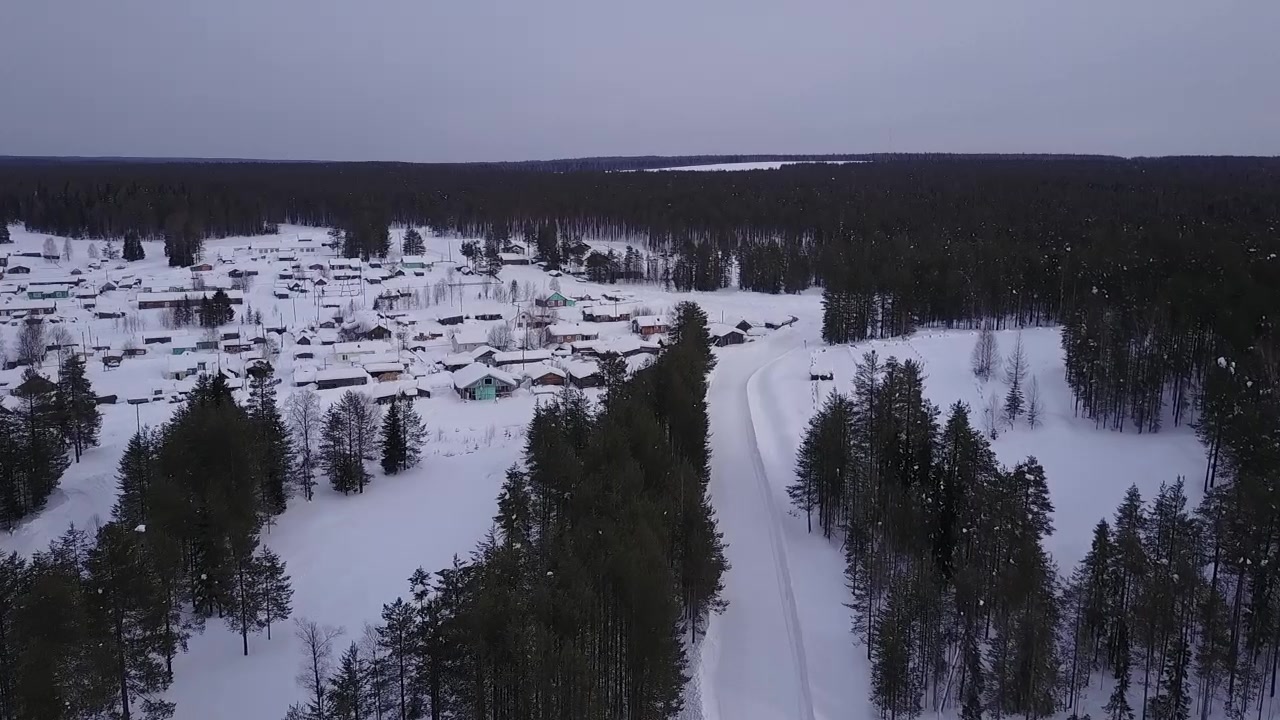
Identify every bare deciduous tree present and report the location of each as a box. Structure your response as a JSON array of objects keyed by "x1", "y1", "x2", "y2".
[
  {"x1": 17, "y1": 322, "x2": 47, "y2": 366},
  {"x1": 486, "y1": 322, "x2": 513, "y2": 350},
  {"x1": 287, "y1": 389, "x2": 322, "y2": 501},
  {"x1": 294, "y1": 618, "x2": 344, "y2": 720},
  {"x1": 983, "y1": 391, "x2": 1002, "y2": 440},
  {"x1": 970, "y1": 322, "x2": 1000, "y2": 381},
  {"x1": 1027, "y1": 375, "x2": 1042, "y2": 428}
]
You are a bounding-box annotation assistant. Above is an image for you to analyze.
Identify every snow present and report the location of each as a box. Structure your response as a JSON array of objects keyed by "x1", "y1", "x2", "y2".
[
  {"x1": 0, "y1": 222, "x2": 1211, "y2": 720},
  {"x1": 451, "y1": 362, "x2": 516, "y2": 389},
  {"x1": 640, "y1": 161, "x2": 866, "y2": 172},
  {"x1": 701, "y1": 323, "x2": 1206, "y2": 720}
]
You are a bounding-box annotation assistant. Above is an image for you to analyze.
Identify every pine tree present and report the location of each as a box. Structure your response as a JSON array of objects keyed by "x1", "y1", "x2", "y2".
[
  {"x1": 1003, "y1": 333, "x2": 1028, "y2": 425},
  {"x1": 871, "y1": 575, "x2": 921, "y2": 720},
  {"x1": 398, "y1": 400, "x2": 425, "y2": 472},
  {"x1": 329, "y1": 642, "x2": 366, "y2": 720},
  {"x1": 401, "y1": 227, "x2": 425, "y2": 257},
  {"x1": 380, "y1": 400, "x2": 406, "y2": 475},
  {"x1": 84, "y1": 523, "x2": 176, "y2": 720},
  {"x1": 2, "y1": 370, "x2": 68, "y2": 524},
  {"x1": 961, "y1": 624, "x2": 984, "y2": 720},
  {"x1": 255, "y1": 547, "x2": 293, "y2": 642},
  {"x1": 790, "y1": 390, "x2": 854, "y2": 537},
  {"x1": 0, "y1": 224, "x2": 9, "y2": 244},
  {"x1": 378, "y1": 598, "x2": 420, "y2": 720},
  {"x1": 247, "y1": 363, "x2": 292, "y2": 517},
  {"x1": 112, "y1": 430, "x2": 156, "y2": 529},
  {"x1": 0, "y1": 552, "x2": 30, "y2": 720},
  {"x1": 56, "y1": 352, "x2": 101, "y2": 463},
  {"x1": 323, "y1": 392, "x2": 379, "y2": 494},
  {"x1": 122, "y1": 231, "x2": 145, "y2": 261},
  {"x1": 227, "y1": 536, "x2": 265, "y2": 657},
  {"x1": 1106, "y1": 619, "x2": 1135, "y2": 720}
]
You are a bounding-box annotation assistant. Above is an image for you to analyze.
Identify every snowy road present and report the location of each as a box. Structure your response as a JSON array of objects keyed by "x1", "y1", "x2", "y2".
[{"x1": 703, "y1": 331, "x2": 816, "y2": 720}]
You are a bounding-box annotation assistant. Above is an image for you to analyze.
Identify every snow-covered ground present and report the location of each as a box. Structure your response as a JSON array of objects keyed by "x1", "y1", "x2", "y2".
[
  {"x1": 702, "y1": 322, "x2": 1207, "y2": 720},
  {"x1": 641, "y1": 160, "x2": 864, "y2": 172},
  {"x1": 1, "y1": 222, "x2": 1208, "y2": 720}
]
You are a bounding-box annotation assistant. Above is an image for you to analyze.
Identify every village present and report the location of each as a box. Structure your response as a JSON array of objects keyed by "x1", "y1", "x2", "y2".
[{"x1": 0, "y1": 226, "x2": 796, "y2": 416}]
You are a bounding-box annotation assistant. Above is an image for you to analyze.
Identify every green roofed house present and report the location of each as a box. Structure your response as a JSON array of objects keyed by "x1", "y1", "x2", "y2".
[
  {"x1": 453, "y1": 363, "x2": 518, "y2": 401},
  {"x1": 535, "y1": 291, "x2": 575, "y2": 308}
]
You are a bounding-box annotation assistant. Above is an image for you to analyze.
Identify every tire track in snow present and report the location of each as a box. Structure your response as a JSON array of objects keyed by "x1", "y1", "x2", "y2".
[{"x1": 740, "y1": 340, "x2": 817, "y2": 720}]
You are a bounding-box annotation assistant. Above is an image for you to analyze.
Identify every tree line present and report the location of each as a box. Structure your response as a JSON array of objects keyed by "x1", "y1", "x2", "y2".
[
  {"x1": 0, "y1": 370, "x2": 298, "y2": 719},
  {"x1": 0, "y1": 353, "x2": 101, "y2": 527},
  {"x1": 281, "y1": 303, "x2": 727, "y2": 720},
  {"x1": 790, "y1": 348, "x2": 1280, "y2": 720}
]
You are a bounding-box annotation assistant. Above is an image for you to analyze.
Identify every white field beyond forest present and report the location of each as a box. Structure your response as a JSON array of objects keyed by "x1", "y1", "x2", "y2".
[{"x1": 0, "y1": 224, "x2": 1207, "y2": 720}]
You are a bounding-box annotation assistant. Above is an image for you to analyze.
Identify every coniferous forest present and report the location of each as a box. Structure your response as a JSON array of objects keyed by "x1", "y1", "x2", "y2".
[
  {"x1": 0, "y1": 370, "x2": 296, "y2": 720},
  {"x1": 281, "y1": 302, "x2": 727, "y2": 720},
  {"x1": 1, "y1": 155, "x2": 1279, "y2": 718}
]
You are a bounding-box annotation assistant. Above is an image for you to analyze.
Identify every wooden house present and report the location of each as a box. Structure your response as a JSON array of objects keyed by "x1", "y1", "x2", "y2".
[
  {"x1": 453, "y1": 364, "x2": 518, "y2": 401},
  {"x1": 631, "y1": 316, "x2": 669, "y2": 338},
  {"x1": 535, "y1": 291, "x2": 575, "y2": 308}
]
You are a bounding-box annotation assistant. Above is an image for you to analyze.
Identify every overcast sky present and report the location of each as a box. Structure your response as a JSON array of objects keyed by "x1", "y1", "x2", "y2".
[{"x1": 1, "y1": 0, "x2": 1277, "y2": 162}]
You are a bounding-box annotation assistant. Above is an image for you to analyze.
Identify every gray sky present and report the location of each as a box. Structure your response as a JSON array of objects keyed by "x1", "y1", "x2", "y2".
[{"x1": 2, "y1": 0, "x2": 1277, "y2": 162}]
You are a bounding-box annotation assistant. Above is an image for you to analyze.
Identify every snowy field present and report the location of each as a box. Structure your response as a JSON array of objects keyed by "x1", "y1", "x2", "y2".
[
  {"x1": 641, "y1": 160, "x2": 865, "y2": 171},
  {"x1": 1, "y1": 223, "x2": 1208, "y2": 720}
]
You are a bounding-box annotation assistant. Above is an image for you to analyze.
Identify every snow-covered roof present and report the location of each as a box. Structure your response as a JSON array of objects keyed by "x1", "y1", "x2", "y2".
[
  {"x1": 332, "y1": 340, "x2": 394, "y2": 356},
  {"x1": 632, "y1": 315, "x2": 667, "y2": 328},
  {"x1": 452, "y1": 363, "x2": 517, "y2": 389},
  {"x1": 451, "y1": 327, "x2": 489, "y2": 346},
  {"x1": 509, "y1": 362, "x2": 566, "y2": 379},
  {"x1": 593, "y1": 336, "x2": 661, "y2": 356},
  {"x1": 442, "y1": 352, "x2": 476, "y2": 368},
  {"x1": 564, "y1": 360, "x2": 600, "y2": 379},
  {"x1": 547, "y1": 322, "x2": 596, "y2": 337},
  {"x1": 709, "y1": 323, "x2": 745, "y2": 338},
  {"x1": 363, "y1": 361, "x2": 405, "y2": 374},
  {"x1": 315, "y1": 367, "x2": 369, "y2": 382},
  {"x1": 494, "y1": 349, "x2": 553, "y2": 365}
]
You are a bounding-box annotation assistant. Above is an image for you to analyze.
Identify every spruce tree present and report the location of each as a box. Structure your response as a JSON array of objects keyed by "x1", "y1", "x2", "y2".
[
  {"x1": 255, "y1": 547, "x2": 293, "y2": 641},
  {"x1": 4, "y1": 370, "x2": 68, "y2": 524},
  {"x1": 84, "y1": 523, "x2": 176, "y2": 720},
  {"x1": 401, "y1": 227, "x2": 424, "y2": 256},
  {"x1": 871, "y1": 575, "x2": 921, "y2": 720},
  {"x1": 247, "y1": 363, "x2": 292, "y2": 517},
  {"x1": 323, "y1": 392, "x2": 379, "y2": 494},
  {"x1": 1105, "y1": 619, "x2": 1135, "y2": 720},
  {"x1": 329, "y1": 642, "x2": 366, "y2": 720},
  {"x1": 122, "y1": 232, "x2": 145, "y2": 261},
  {"x1": 0, "y1": 224, "x2": 9, "y2": 244},
  {"x1": 56, "y1": 352, "x2": 101, "y2": 463},
  {"x1": 112, "y1": 430, "x2": 156, "y2": 529},
  {"x1": 1003, "y1": 333, "x2": 1028, "y2": 425},
  {"x1": 380, "y1": 400, "x2": 406, "y2": 475},
  {"x1": 378, "y1": 598, "x2": 420, "y2": 720}
]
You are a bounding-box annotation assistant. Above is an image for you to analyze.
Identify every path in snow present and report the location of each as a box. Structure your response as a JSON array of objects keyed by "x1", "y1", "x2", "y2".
[{"x1": 704, "y1": 330, "x2": 816, "y2": 720}]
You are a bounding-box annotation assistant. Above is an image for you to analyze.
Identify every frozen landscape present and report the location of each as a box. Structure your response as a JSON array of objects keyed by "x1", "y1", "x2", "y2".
[{"x1": 0, "y1": 223, "x2": 1214, "y2": 719}]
